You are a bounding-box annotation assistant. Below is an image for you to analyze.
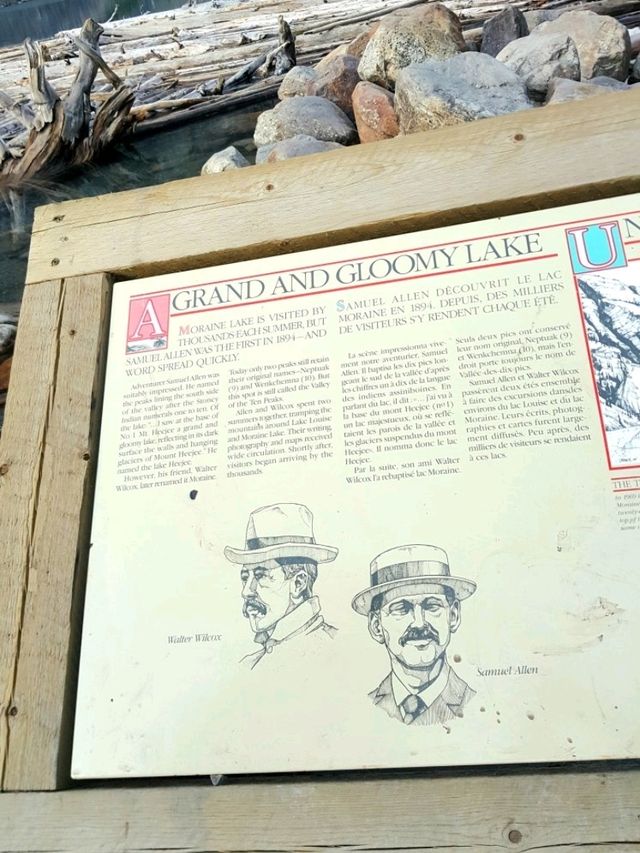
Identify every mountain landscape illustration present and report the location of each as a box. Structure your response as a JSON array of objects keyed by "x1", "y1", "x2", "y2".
[{"x1": 577, "y1": 269, "x2": 640, "y2": 466}]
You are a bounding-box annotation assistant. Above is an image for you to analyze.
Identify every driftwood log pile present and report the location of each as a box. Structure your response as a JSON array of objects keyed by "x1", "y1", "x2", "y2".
[
  {"x1": 0, "y1": 17, "x2": 135, "y2": 187},
  {"x1": 1, "y1": 0, "x2": 639, "y2": 191}
]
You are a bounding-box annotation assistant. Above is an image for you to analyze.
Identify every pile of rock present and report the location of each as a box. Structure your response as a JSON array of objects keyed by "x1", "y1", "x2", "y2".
[{"x1": 200, "y1": 2, "x2": 638, "y2": 173}]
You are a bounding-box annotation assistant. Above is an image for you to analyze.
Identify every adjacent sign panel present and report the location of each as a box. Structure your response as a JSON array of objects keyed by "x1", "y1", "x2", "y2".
[{"x1": 72, "y1": 195, "x2": 640, "y2": 778}]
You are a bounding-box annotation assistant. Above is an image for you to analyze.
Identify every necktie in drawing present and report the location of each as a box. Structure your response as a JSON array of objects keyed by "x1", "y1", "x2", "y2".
[{"x1": 401, "y1": 693, "x2": 427, "y2": 723}]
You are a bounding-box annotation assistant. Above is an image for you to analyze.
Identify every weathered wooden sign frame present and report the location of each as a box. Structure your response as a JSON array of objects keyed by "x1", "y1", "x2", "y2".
[{"x1": 1, "y1": 90, "x2": 640, "y2": 850}]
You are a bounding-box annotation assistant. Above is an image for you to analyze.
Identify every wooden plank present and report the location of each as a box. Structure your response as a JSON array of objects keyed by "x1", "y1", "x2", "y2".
[
  {"x1": 1, "y1": 769, "x2": 640, "y2": 851},
  {"x1": 0, "y1": 280, "x2": 66, "y2": 791},
  {"x1": 0, "y1": 275, "x2": 111, "y2": 791},
  {"x1": 26, "y1": 90, "x2": 640, "y2": 285}
]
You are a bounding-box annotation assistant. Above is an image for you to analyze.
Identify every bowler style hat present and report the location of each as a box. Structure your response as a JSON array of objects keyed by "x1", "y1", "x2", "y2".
[
  {"x1": 224, "y1": 503, "x2": 338, "y2": 565},
  {"x1": 352, "y1": 544, "x2": 476, "y2": 615}
]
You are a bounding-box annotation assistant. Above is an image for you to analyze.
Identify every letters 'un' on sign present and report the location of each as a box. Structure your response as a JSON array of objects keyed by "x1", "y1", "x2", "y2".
[{"x1": 72, "y1": 194, "x2": 640, "y2": 779}]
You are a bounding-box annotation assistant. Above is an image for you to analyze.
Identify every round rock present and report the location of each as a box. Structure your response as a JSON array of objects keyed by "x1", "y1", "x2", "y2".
[
  {"x1": 200, "y1": 146, "x2": 249, "y2": 175},
  {"x1": 537, "y1": 11, "x2": 632, "y2": 81},
  {"x1": 498, "y1": 32, "x2": 580, "y2": 99},
  {"x1": 545, "y1": 77, "x2": 630, "y2": 103},
  {"x1": 278, "y1": 66, "x2": 318, "y2": 99},
  {"x1": 524, "y1": 10, "x2": 563, "y2": 30},
  {"x1": 395, "y1": 52, "x2": 532, "y2": 133},
  {"x1": 352, "y1": 81, "x2": 399, "y2": 143},
  {"x1": 358, "y1": 2, "x2": 465, "y2": 89},
  {"x1": 255, "y1": 135, "x2": 345, "y2": 164},
  {"x1": 315, "y1": 44, "x2": 351, "y2": 73},
  {"x1": 311, "y1": 54, "x2": 361, "y2": 117},
  {"x1": 346, "y1": 24, "x2": 379, "y2": 60},
  {"x1": 254, "y1": 96, "x2": 358, "y2": 147},
  {"x1": 589, "y1": 76, "x2": 630, "y2": 90},
  {"x1": 481, "y1": 5, "x2": 528, "y2": 58}
]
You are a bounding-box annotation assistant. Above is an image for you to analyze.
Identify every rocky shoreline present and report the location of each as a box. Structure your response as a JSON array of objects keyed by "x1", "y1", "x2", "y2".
[{"x1": 200, "y1": 3, "x2": 639, "y2": 172}]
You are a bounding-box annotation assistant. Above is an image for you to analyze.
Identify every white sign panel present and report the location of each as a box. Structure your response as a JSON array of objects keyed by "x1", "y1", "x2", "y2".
[{"x1": 72, "y1": 194, "x2": 640, "y2": 778}]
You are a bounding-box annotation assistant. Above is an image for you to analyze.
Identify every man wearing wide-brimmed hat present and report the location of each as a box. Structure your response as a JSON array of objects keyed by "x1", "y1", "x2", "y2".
[
  {"x1": 225, "y1": 503, "x2": 338, "y2": 669},
  {"x1": 352, "y1": 544, "x2": 476, "y2": 726}
]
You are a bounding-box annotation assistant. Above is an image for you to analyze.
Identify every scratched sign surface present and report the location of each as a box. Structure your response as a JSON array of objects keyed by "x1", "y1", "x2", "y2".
[{"x1": 73, "y1": 195, "x2": 640, "y2": 778}]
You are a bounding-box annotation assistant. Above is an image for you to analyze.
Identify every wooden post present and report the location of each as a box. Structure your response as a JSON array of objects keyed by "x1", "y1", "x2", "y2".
[
  {"x1": 0, "y1": 274, "x2": 111, "y2": 791},
  {"x1": 1, "y1": 769, "x2": 640, "y2": 850}
]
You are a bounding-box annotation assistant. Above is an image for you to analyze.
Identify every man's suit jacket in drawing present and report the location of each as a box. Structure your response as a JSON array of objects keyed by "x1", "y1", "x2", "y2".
[{"x1": 369, "y1": 663, "x2": 475, "y2": 726}]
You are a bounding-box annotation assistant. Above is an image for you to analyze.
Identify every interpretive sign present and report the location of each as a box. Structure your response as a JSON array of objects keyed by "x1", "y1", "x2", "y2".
[{"x1": 72, "y1": 194, "x2": 640, "y2": 779}]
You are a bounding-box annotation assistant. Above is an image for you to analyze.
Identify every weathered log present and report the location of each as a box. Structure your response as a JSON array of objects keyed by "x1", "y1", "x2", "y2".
[
  {"x1": 73, "y1": 33, "x2": 123, "y2": 89},
  {"x1": 222, "y1": 52, "x2": 270, "y2": 91},
  {"x1": 0, "y1": 91, "x2": 34, "y2": 131},
  {"x1": 24, "y1": 39, "x2": 58, "y2": 131},
  {"x1": 83, "y1": 84, "x2": 134, "y2": 159},
  {"x1": 0, "y1": 131, "x2": 27, "y2": 161},
  {"x1": 1, "y1": 0, "x2": 639, "y2": 186},
  {"x1": 222, "y1": 16, "x2": 296, "y2": 92},
  {"x1": 1, "y1": 19, "x2": 132, "y2": 187},
  {"x1": 223, "y1": 39, "x2": 291, "y2": 91},
  {"x1": 4, "y1": 100, "x2": 65, "y2": 182},
  {"x1": 62, "y1": 19, "x2": 103, "y2": 144},
  {"x1": 133, "y1": 76, "x2": 282, "y2": 136},
  {"x1": 130, "y1": 94, "x2": 205, "y2": 120},
  {"x1": 304, "y1": 0, "x2": 640, "y2": 35},
  {"x1": 273, "y1": 16, "x2": 296, "y2": 75},
  {"x1": 2, "y1": 0, "x2": 638, "y2": 107}
]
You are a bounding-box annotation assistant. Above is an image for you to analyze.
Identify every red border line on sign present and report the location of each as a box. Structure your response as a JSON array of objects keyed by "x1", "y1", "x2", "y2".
[
  {"x1": 613, "y1": 487, "x2": 640, "y2": 493},
  {"x1": 131, "y1": 207, "x2": 640, "y2": 302}
]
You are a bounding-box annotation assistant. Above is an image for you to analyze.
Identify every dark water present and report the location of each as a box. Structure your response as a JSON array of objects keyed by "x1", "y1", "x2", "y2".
[
  {"x1": 0, "y1": 0, "x2": 197, "y2": 47},
  {"x1": 0, "y1": 104, "x2": 265, "y2": 305}
]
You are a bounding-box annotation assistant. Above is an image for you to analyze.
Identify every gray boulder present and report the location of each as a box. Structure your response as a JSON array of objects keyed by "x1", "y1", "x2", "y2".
[
  {"x1": 395, "y1": 52, "x2": 532, "y2": 133},
  {"x1": 358, "y1": 2, "x2": 465, "y2": 89},
  {"x1": 590, "y1": 76, "x2": 630, "y2": 90},
  {"x1": 498, "y1": 32, "x2": 580, "y2": 99},
  {"x1": 524, "y1": 10, "x2": 563, "y2": 30},
  {"x1": 200, "y1": 146, "x2": 249, "y2": 175},
  {"x1": 545, "y1": 77, "x2": 628, "y2": 104},
  {"x1": 255, "y1": 135, "x2": 344, "y2": 164},
  {"x1": 254, "y1": 96, "x2": 358, "y2": 147},
  {"x1": 632, "y1": 55, "x2": 640, "y2": 84},
  {"x1": 278, "y1": 66, "x2": 318, "y2": 99},
  {"x1": 481, "y1": 6, "x2": 528, "y2": 58},
  {"x1": 537, "y1": 11, "x2": 631, "y2": 81}
]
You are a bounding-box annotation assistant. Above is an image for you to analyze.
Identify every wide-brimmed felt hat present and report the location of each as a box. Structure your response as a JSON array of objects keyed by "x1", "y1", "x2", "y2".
[
  {"x1": 224, "y1": 503, "x2": 338, "y2": 565},
  {"x1": 352, "y1": 544, "x2": 475, "y2": 616}
]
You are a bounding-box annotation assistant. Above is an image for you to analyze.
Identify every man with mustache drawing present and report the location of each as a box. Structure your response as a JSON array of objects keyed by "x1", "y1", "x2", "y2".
[
  {"x1": 225, "y1": 503, "x2": 338, "y2": 670},
  {"x1": 352, "y1": 544, "x2": 476, "y2": 726}
]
